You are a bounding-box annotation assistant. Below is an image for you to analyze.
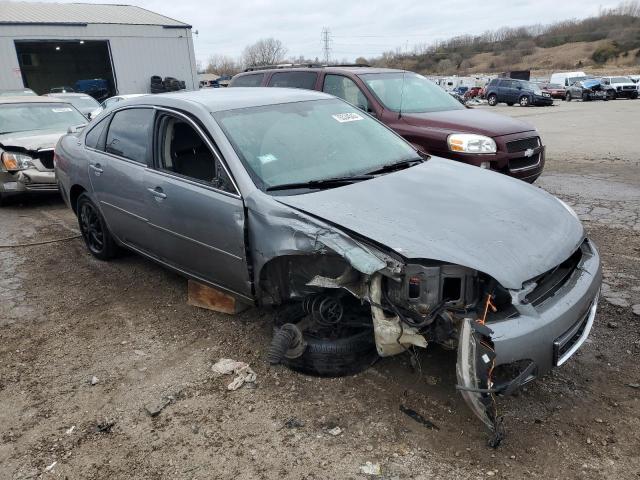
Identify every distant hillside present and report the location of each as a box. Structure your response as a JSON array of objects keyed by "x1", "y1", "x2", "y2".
[{"x1": 370, "y1": 1, "x2": 640, "y2": 76}]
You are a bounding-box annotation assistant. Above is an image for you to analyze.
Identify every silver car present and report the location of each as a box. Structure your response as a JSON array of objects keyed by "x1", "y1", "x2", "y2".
[
  {"x1": 0, "y1": 96, "x2": 88, "y2": 204},
  {"x1": 55, "y1": 88, "x2": 601, "y2": 444}
]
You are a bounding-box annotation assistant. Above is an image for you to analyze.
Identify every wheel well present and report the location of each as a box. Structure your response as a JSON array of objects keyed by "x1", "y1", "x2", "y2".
[{"x1": 69, "y1": 185, "x2": 86, "y2": 213}]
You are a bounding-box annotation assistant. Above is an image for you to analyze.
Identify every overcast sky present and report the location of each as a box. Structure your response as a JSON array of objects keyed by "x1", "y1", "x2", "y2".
[{"x1": 34, "y1": 0, "x2": 618, "y2": 65}]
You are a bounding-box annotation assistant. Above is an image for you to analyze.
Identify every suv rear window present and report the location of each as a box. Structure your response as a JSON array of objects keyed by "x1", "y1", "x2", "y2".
[
  {"x1": 232, "y1": 73, "x2": 264, "y2": 87},
  {"x1": 268, "y1": 72, "x2": 318, "y2": 89}
]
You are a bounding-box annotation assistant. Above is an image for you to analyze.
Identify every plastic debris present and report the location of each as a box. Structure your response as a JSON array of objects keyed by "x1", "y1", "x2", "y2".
[
  {"x1": 44, "y1": 461, "x2": 57, "y2": 472},
  {"x1": 90, "y1": 376, "x2": 99, "y2": 385},
  {"x1": 400, "y1": 405, "x2": 440, "y2": 430},
  {"x1": 65, "y1": 425, "x2": 75, "y2": 435},
  {"x1": 359, "y1": 462, "x2": 381, "y2": 476},
  {"x1": 212, "y1": 358, "x2": 257, "y2": 390},
  {"x1": 328, "y1": 426, "x2": 342, "y2": 436}
]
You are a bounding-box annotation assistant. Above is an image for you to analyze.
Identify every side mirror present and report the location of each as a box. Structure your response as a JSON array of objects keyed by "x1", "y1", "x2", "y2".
[{"x1": 67, "y1": 124, "x2": 87, "y2": 134}]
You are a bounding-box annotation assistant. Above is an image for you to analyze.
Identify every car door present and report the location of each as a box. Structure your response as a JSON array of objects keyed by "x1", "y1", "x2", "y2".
[
  {"x1": 145, "y1": 109, "x2": 251, "y2": 298},
  {"x1": 86, "y1": 107, "x2": 156, "y2": 254}
]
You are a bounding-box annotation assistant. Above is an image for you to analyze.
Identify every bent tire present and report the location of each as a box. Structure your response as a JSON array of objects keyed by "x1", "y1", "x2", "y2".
[
  {"x1": 280, "y1": 329, "x2": 378, "y2": 377},
  {"x1": 519, "y1": 95, "x2": 530, "y2": 107},
  {"x1": 487, "y1": 94, "x2": 498, "y2": 106},
  {"x1": 77, "y1": 193, "x2": 118, "y2": 260}
]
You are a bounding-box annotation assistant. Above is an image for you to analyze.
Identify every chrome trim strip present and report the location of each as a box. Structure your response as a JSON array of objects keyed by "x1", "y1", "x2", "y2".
[{"x1": 556, "y1": 291, "x2": 599, "y2": 366}]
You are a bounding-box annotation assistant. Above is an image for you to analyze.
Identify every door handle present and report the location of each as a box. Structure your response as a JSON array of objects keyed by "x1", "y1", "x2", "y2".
[
  {"x1": 89, "y1": 163, "x2": 103, "y2": 175},
  {"x1": 147, "y1": 187, "x2": 167, "y2": 200}
]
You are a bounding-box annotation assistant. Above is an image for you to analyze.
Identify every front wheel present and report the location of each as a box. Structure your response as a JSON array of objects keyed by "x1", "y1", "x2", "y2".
[
  {"x1": 565, "y1": 92, "x2": 572, "y2": 101},
  {"x1": 606, "y1": 90, "x2": 616, "y2": 101},
  {"x1": 582, "y1": 92, "x2": 590, "y2": 101},
  {"x1": 519, "y1": 95, "x2": 530, "y2": 107},
  {"x1": 487, "y1": 94, "x2": 498, "y2": 106},
  {"x1": 77, "y1": 193, "x2": 118, "y2": 260}
]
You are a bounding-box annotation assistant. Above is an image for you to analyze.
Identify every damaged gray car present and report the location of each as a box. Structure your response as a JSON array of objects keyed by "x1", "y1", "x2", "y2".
[
  {"x1": 54, "y1": 88, "x2": 601, "y2": 444},
  {"x1": 0, "y1": 96, "x2": 88, "y2": 204}
]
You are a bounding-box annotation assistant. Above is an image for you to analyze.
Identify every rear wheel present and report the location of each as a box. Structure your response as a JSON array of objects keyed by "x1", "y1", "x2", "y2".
[
  {"x1": 487, "y1": 94, "x2": 498, "y2": 106},
  {"x1": 77, "y1": 193, "x2": 118, "y2": 260},
  {"x1": 519, "y1": 95, "x2": 530, "y2": 107}
]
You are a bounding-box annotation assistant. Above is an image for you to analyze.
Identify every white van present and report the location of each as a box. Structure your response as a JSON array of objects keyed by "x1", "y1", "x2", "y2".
[{"x1": 549, "y1": 71, "x2": 588, "y2": 87}]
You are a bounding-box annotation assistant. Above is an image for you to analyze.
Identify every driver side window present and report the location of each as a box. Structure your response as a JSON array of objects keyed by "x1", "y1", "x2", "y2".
[
  {"x1": 323, "y1": 75, "x2": 371, "y2": 112},
  {"x1": 157, "y1": 115, "x2": 236, "y2": 194}
]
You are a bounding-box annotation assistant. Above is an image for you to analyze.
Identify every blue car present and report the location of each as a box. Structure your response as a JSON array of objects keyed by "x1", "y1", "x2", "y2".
[{"x1": 485, "y1": 78, "x2": 553, "y2": 107}]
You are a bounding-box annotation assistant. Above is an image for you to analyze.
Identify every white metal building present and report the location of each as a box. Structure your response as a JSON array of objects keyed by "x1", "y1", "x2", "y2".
[{"x1": 0, "y1": 2, "x2": 198, "y2": 97}]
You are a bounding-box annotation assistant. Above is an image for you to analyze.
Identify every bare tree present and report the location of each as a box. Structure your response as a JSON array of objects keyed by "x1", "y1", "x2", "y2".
[
  {"x1": 242, "y1": 38, "x2": 288, "y2": 67},
  {"x1": 205, "y1": 54, "x2": 241, "y2": 76}
]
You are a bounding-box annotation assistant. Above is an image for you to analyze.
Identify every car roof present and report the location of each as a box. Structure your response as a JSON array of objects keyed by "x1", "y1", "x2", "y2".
[
  {"x1": 238, "y1": 66, "x2": 405, "y2": 77},
  {"x1": 126, "y1": 87, "x2": 334, "y2": 112},
  {"x1": 0, "y1": 95, "x2": 70, "y2": 105},
  {"x1": 47, "y1": 93, "x2": 94, "y2": 98}
]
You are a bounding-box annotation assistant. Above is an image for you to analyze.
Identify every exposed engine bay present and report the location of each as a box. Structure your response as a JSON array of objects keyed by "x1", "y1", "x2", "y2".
[{"x1": 266, "y1": 255, "x2": 539, "y2": 447}]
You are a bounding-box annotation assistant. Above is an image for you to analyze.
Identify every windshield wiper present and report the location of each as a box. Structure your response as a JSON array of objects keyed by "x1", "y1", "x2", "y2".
[
  {"x1": 365, "y1": 157, "x2": 425, "y2": 175},
  {"x1": 266, "y1": 174, "x2": 374, "y2": 192}
]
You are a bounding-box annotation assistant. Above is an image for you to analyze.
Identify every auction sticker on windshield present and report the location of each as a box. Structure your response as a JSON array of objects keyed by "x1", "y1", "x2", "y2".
[
  {"x1": 52, "y1": 108, "x2": 74, "y2": 113},
  {"x1": 332, "y1": 113, "x2": 364, "y2": 123}
]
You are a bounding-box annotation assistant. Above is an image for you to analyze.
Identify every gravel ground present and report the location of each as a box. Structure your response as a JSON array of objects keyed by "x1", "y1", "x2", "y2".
[{"x1": 1, "y1": 99, "x2": 639, "y2": 480}]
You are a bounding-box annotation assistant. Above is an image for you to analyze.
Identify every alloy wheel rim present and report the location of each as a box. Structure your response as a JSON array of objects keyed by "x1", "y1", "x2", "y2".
[{"x1": 80, "y1": 203, "x2": 104, "y2": 253}]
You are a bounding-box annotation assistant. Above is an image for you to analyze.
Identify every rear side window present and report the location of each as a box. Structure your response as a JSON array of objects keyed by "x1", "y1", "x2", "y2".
[
  {"x1": 85, "y1": 116, "x2": 108, "y2": 149},
  {"x1": 268, "y1": 72, "x2": 318, "y2": 90},
  {"x1": 232, "y1": 73, "x2": 264, "y2": 87},
  {"x1": 323, "y1": 74, "x2": 370, "y2": 111},
  {"x1": 105, "y1": 108, "x2": 154, "y2": 164}
]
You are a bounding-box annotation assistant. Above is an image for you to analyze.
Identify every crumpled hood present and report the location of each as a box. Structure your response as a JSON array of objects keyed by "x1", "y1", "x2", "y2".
[
  {"x1": 401, "y1": 108, "x2": 534, "y2": 137},
  {"x1": 0, "y1": 129, "x2": 67, "y2": 152},
  {"x1": 275, "y1": 158, "x2": 584, "y2": 289}
]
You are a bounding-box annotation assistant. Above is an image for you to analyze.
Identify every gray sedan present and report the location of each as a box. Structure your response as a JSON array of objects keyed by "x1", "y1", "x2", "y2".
[{"x1": 55, "y1": 88, "x2": 601, "y2": 443}]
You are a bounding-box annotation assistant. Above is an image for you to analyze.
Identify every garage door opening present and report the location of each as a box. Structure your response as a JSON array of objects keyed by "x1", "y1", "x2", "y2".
[{"x1": 15, "y1": 40, "x2": 117, "y2": 101}]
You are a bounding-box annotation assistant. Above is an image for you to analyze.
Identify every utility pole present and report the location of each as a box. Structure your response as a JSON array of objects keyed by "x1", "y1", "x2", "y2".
[{"x1": 321, "y1": 27, "x2": 331, "y2": 65}]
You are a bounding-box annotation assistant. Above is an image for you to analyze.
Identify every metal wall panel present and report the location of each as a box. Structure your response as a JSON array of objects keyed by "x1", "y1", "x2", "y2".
[{"x1": 0, "y1": 24, "x2": 197, "y2": 93}]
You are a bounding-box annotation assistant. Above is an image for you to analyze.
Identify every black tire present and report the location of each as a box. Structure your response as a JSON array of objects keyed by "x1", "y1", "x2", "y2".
[
  {"x1": 582, "y1": 92, "x2": 590, "y2": 101},
  {"x1": 606, "y1": 90, "x2": 616, "y2": 101},
  {"x1": 281, "y1": 329, "x2": 378, "y2": 377},
  {"x1": 77, "y1": 193, "x2": 118, "y2": 260},
  {"x1": 631, "y1": 92, "x2": 638, "y2": 100},
  {"x1": 150, "y1": 75, "x2": 163, "y2": 85},
  {"x1": 565, "y1": 92, "x2": 572, "y2": 102},
  {"x1": 487, "y1": 94, "x2": 498, "y2": 106},
  {"x1": 519, "y1": 95, "x2": 530, "y2": 107}
]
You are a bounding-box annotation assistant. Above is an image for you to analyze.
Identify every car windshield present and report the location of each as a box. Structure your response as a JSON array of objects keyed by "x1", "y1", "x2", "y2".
[
  {"x1": 68, "y1": 96, "x2": 99, "y2": 109},
  {"x1": 360, "y1": 72, "x2": 465, "y2": 113},
  {"x1": 569, "y1": 76, "x2": 590, "y2": 84},
  {"x1": 522, "y1": 81, "x2": 542, "y2": 93},
  {"x1": 214, "y1": 98, "x2": 419, "y2": 192},
  {"x1": 0, "y1": 103, "x2": 87, "y2": 134},
  {"x1": 610, "y1": 77, "x2": 631, "y2": 83}
]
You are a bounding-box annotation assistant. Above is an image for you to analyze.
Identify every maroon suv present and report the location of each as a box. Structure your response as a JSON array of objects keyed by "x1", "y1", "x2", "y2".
[{"x1": 230, "y1": 67, "x2": 545, "y2": 182}]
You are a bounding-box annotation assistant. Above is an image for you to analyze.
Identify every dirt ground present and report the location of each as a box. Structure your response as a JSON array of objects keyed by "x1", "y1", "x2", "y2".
[{"x1": 1, "y1": 99, "x2": 639, "y2": 480}]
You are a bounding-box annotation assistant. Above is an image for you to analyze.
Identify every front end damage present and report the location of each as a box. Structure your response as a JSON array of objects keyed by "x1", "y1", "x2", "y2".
[{"x1": 250, "y1": 195, "x2": 601, "y2": 445}]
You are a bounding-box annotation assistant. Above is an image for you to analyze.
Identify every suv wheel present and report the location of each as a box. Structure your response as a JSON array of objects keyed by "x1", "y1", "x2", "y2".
[
  {"x1": 606, "y1": 90, "x2": 616, "y2": 101},
  {"x1": 519, "y1": 95, "x2": 530, "y2": 107},
  {"x1": 77, "y1": 193, "x2": 118, "y2": 260},
  {"x1": 487, "y1": 94, "x2": 498, "y2": 106},
  {"x1": 565, "y1": 92, "x2": 572, "y2": 101},
  {"x1": 582, "y1": 92, "x2": 590, "y2": 101}
]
